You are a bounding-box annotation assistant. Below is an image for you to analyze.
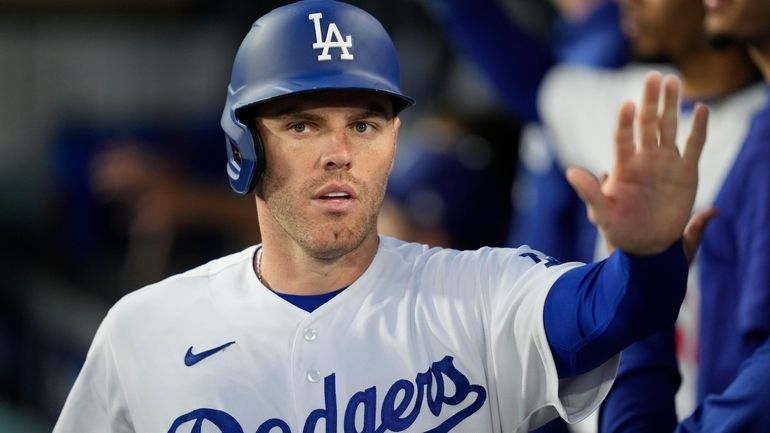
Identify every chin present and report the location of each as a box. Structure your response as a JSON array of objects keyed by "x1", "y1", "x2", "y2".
[
  {"x1": 307, "y1": 239, "x2": 360, "y2": 260},
  {"x1": 704, "y1": 17, "x2": 728, "y2": 37},
  {"x1": 304, "y1": 225, "x2": 372, "y2": 260}
]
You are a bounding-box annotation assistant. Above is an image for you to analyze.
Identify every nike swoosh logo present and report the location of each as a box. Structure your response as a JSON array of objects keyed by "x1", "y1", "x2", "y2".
[{"x1": 184, "y1": 341, "x2": 236, "y2": 366}]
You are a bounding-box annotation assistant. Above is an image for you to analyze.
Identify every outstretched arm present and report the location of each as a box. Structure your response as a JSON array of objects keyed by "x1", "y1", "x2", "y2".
[{"x1": 544, "y1": 72, "x2": 709, "y2": 378}]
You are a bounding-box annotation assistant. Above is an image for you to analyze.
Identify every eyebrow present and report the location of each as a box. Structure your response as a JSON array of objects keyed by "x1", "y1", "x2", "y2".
[
  {"x1": 270, "y1": 110, "x2": 324, "y2": 122},
  {"x1": 351, "y1": 106, "x2": 392, "y2": 121},
  {"x1": 265, "y1": 103, "x2": 393, "y2": 121}
]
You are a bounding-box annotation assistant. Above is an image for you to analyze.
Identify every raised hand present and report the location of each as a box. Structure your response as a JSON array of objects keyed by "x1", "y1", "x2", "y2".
[{"x1": 566, "y1": 71, "x2": 709, "y2": 256}]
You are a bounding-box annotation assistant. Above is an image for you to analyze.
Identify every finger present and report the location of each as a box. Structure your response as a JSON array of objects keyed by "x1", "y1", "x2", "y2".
[
  {"x1": 566, "y1": 167, "x2": 608, "y2": 226},
  {"x1": 683, "y1": 103, "x2": 709, "y2": 164},
  {"x1": 682, "y1": 207, "x2": 718, "y2": 264},
  {"x1": 614, "y1": 101, "x2": 636, "y2": 164},
  {"x1": 659, "y1": 75, "x2": 680, "y2": 150},
  {"x1": 638, "y1": 71, "x2": 662, "y2": 150}
]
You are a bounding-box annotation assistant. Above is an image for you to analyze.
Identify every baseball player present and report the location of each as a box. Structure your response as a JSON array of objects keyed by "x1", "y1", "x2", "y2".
[{"x1": 53, "y1": 1, "x2": 709, "y2": 432}]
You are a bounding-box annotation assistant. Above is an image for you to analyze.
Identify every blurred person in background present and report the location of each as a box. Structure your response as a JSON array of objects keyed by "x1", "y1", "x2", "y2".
[
  {"x1": 379, "y1": 107, "x2": 519, "y2": 250},
  {"x1": 599, "y1": 0, "x2": 770, "y2": 431},
  {"x1": 426, "y1": 1, "x2": 765, "y2": 431},
  {"x1": 50, "y1": 122, "x2": 258, "y2": 299},
  {"x1": 426, "y1": 0, "x2": 631, "y2": 267}
]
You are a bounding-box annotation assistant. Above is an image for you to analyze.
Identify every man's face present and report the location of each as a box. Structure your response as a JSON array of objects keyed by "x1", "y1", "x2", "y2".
[
  {"x1": 618, "y1": 0, "x2": 705, "y2": 60},
  {"x1": 253, "y1": 90, "x2": 400, "y2": 260},
  {"x1": 704, "y1": 0, "x2": 770, "y2": 45}
]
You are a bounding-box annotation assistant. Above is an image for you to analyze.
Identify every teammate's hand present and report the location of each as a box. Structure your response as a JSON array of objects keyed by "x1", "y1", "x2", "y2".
[
  {"x1": 682, "y1": 207, "x2": 717, "y2": 264},
  {"x1": 566, "y1": 71, "x2": 709, "y2": 256}
]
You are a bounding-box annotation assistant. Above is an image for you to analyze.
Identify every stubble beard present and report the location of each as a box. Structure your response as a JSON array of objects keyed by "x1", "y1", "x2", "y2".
[{"x1": 260, "y1": 170, "x2": 387, "y2": 260}]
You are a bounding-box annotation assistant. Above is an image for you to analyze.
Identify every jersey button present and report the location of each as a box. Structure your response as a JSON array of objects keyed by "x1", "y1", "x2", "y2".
[
  {"x1": 306, "y1": 369, "x2": 322, "y2": 383},
  {"x1": 303, "y1": 328, "x2": 318, "y2": 342}
]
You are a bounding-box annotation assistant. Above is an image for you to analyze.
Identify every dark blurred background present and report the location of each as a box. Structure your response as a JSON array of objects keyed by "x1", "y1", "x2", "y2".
[{"x1": 0, "y1": 0, "x2": 556, "y2": 430}]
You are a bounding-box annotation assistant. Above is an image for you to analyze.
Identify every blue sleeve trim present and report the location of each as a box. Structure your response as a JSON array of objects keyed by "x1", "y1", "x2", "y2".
[{"x1": 544, "y1": 240, "x2": 688, "y2": 378}]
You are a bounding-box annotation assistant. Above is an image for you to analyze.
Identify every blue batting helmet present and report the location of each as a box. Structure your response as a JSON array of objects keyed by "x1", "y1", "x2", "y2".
[{"x1": 221, "y1": 0, "x2": 415, "y2": 194}]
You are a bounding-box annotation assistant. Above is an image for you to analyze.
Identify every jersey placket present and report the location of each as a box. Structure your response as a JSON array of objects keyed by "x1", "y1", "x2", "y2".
[{"x1": 290, "y1": 314, "x2": 334, "y2": 431}]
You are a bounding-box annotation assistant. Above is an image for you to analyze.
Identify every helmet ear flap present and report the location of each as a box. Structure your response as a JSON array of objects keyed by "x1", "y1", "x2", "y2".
[
  {"x1": 241, "y1": 105, "x2": 266, "y2": 193},
  {"x1": 225, "y1": 107, "x2": 265, "y2": 195}
]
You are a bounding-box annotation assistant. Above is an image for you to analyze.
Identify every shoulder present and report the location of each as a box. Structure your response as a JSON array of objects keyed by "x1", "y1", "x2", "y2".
[
  {"x1": 721, "y1": 81, "x2": 768, "y2": 110},
  {"x1": 107, "y1": 246, "x2": 257, "y2": 323},
  {"x1": 706, "y1": 81, "x2": 768, "y2": 132},
  {"x1": 746, "y1": 98, "x2": 770, "y2": 146},
  {"x1": 379, "y1": 235, "x2": 517, "y2": 265},
  {"x1": 377, "y1": 236, "x2": 573, "y2": 284},
  {"x1": 729, "y1": 111, "x2": 770, "y2": 173}
]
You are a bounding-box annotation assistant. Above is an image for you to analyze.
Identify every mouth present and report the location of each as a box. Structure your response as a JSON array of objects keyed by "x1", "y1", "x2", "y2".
[
  {"x1": 311, "y1": 184, "x2": 358, "y2": 212},
  {"x1": 318, "y1": 191, "x2": 352, "y2": 201}
]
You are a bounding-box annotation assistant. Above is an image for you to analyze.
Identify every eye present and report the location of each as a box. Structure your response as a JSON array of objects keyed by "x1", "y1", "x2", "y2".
[
  {"x1": 291, "y1": 123, "x2": 307, "y2": 133},
  {"x1": 354, "y1": 122, "x2": 370, "y2": 133}
]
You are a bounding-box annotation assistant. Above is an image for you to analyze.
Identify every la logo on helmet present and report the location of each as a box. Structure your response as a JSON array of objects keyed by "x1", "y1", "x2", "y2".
[{"x1": 308, "y1": 12, "x2": 354, "y2": 61}]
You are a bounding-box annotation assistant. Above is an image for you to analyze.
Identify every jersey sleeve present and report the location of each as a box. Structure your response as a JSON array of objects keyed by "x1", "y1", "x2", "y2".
[
  {"x1": 737, "y1": 154, "x2": 770, "y2": 339},
  {"x1": 53, "y1": 309, "x2": 134, "y2": 433},
  {"x1": 475, "y1": 247, "x2": 619, "y2": 431},
  {"x1": 675, "y1": 336, "x2": 770, "y2": 433}
]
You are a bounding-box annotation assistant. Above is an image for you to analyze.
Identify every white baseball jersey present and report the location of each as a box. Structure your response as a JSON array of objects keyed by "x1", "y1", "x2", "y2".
[{"x1": 53, "y1": 236, "x2": 618, "y2": 433}]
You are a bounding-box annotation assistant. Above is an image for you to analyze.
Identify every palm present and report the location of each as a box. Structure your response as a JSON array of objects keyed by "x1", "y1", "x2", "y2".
[{"x1": 567, "y1": 72, "x2": 708, "y2": 255}]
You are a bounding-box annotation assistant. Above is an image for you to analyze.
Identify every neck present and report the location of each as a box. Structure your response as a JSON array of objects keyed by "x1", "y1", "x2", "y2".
[
  {"x1": 749, "y1": 41, "x2": 770, "y2": 81},
  {"x1": 675, "y1": 46, "x2": 759, "y2": 101},
  {"x1": 255, "y1": 203, "x2": 379, "y2": 296}
]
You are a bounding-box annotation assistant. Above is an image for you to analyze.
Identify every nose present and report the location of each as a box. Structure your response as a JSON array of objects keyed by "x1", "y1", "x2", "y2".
[{"x1": 320, "y1": 129, "x2": 352, "y2": 170}]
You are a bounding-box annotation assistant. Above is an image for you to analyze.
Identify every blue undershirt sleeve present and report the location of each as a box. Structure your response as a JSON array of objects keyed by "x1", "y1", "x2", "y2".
[{"x1": 544, "y1": 240, "x2": 688, "y2": 378}]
